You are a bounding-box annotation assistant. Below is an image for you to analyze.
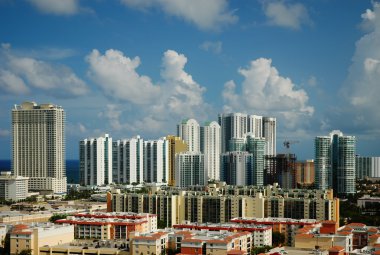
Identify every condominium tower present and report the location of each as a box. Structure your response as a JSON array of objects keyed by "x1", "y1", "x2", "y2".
[
  {"x1": 144, "y1": 138, "x2": 169, "y2": 183},
  {"x1": 177, "y1": 119, "x2": 200, "y2": 152},
  {"x1": 200, "y1": 121, "x2": 221, "y2": 180},
  {"x1": 12, "y1": 102, "x2": 67, "y2": 193},
  {"x1": 79, "y1": 134, "x2": 112, "y2": 186},
  {"x1": 315, "y1": 130, "x2": 356, "y2": 196}
]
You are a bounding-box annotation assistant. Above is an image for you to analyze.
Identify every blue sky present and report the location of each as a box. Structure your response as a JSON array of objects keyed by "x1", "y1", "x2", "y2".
[{"x1": 1, "y1": 0, "x2": 380, "y2": 160}]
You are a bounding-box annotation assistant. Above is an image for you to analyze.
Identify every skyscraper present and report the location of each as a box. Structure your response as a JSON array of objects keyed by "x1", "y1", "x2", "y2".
[
  {"x1": 246, "y1": 135, "x2": 266, "y2": 186},
  {"x1": 314, "y1": 136, "x2": 331, "y2": 190},
  {"x1": 177, "y1": 119, "x2": 200, "y2": 152},
  {"x1": 262, "y1": 117, "x2": 276, "y2": 156},
  {"x1": 356, "y1": 156, "x2": 380, "y2": 179},
  {"x1": 144, "y1": 138, "x2": 169, "y2": 183},
  {"x1": 79, "y1": 134, "x2": 112, "y2": 186},
  {"x1": 166, "y1": 135, "x2": 187, "y2": 186},
  {"x1": 175, "y1": 152, "x2": 205, "y2": 188},
  {"x1": 12, "y1": 102, "x2": 66, "y2": 193},
  {"x1": 200, "y1": 121, "x2": 221, "y2": 180},
  {"x1": 112, "y1": 136, "x2": 144, "y2": 184},
  {"x1": 314, "y1": 130, "x2": 356, "y2": 196},
  {"x1": 220, "y1": 151, "x2": 254, "y2": 186},
  {"x1": 218, "y1": 113, "x2": 276, "y2": 155}
]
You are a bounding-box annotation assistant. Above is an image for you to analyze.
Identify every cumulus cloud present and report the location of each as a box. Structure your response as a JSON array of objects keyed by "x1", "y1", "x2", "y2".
[
  {"x1": 0, "y1": 45, "x2": 88, "y2": 97},
  {"x1": 200, "y1": 41, "x2": 222, "y2": 54},
  {"x1": 90, "y1": 49, "x2": 210, "y2": 136},
  {"x1": 120, "y1": 0, "x2": 238, "y2": 31},
  {"x1": 338, "y1": 2, "x2": 380, "y2": 133},
  {"x1": 0, "y1": 69, "x2": 30, "y2": 95},
  {"x1": 262, "y1": 0, "x2": 311, "y2": 30},
  {"x1": 27, "y1": 0, "x2": 80, "y2": 15},
  {"x1": 223, "y1": 58, "x2": 314, "y2": 128}
]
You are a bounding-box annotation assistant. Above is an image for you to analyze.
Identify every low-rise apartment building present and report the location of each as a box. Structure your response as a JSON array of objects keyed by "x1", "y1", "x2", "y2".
[
  {"x1": 10, "y1": 223, "x2": 74, "y2": 255},
  {"x1": 55, "y1": 212, "x2": 157, "y2": 239}
]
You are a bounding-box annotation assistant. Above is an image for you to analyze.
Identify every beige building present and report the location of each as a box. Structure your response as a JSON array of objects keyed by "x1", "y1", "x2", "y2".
[
  {"x1": 131, "y1": 232, "x2": 169, "y2": 255},
  {"x1": 10, "y1": 223, "x2": 74, "y2": 255},
  {"x1": 166, "y1": 135, "x2": 187, "y2": 186},
  {"x1": 108, "y1": 182, "x2": 339, "y2": 226},
  {"x1": 12, "y1": 102, "x2": 67, "y2": 193}
]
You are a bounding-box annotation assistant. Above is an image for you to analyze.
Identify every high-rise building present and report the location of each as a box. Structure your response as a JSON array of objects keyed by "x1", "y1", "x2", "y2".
[
  {"x1": 221, "y1": 151, "x2": 253, "y2": 186},
  {"x1": 218, "y1": 113, "x2": 276, "y2": 155},
  {"x1": 246, "y1": 135, "x2": 266, "y2": 186},
  {"x1": 264, "y1": 154, "x2": 297, "y2": 188},
  {"x1": 295, "y1": 160, "x2": 315, "y2": 188},
  {"x1": 356, "y1": 156, "x2": 380, "y2": 179},
  {"x1": 144, "y1": 138, "x2": 169, "y2": 183},
  {"x1": 175, "y1": 152, "x2": 205, "y2": 187},
  {"x1": 262, "y1": 117, "x2": 276, "y2": 156},
  {"x1": 112, "y1": 136, "x2": 144, "y2": 184},
  {"x1": 218, "y1": 113, "x2": 248, "y2": 153},
  {"x1": 177, "y1": 119, "x2": 200, "y2": 152},
  {"x1": 314, "y1": 130, "x2": 356, "y2": 196},
  {"x1": 12, "y1": 102, "x2": 66, "y2": 193},
  {"x1": 315, "y1": 136, "x2": 331, "y2": 190},
  {"x1": 166, "y1": 135, "x2": 187, "y2": 186},
  {"x1": 79, "y1": 134, "x2": 112, "y2": 186},
  {"x1": 200, "y1": 121, "x2": 221, "y2": 181},
  {"x1": 0, "y1": 172, "x2": 29, "y2": 201}
]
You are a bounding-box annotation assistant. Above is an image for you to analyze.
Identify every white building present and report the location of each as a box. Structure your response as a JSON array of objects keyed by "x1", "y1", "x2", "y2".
[
  {"x1": 220, "y1": 151, "x2": 254, "y2": 186},
  {"x1": 262, "y1": 117, "x2": 276, "y2": 156},
  {"x1": 200, "y1": 121, "x2": 221, "y2": 181},
  {"x1": 80, "y1": 134, "x2": 113, "y2": 186},
  {"x1": 144, "y1": 138, "x2": 169, "y2": 184},
  {"x1": 0, "y1": 172, "x2": 28, "y2": 201},
  {"x1": 112, "y1": 136, "x2": 144, "y2": 184},
  {"x1": 12, "y1": 102, "x2": 67, "y2": 193},
  {"x1": 177, "y1": 119, "x2": 200, "y2": 152},
  {"x1": 175, "y1": 152, "x2": 205, "y2": 187},
  {"x1": 356, "y1": 156, "x2": 380, "y2": 179},
  {"x1": 218, "y1": 113, "x2": 276, "y2": 155}
]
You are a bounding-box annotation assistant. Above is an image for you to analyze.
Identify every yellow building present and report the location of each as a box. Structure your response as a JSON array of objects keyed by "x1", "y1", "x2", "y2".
[
  {"x1": 130, "y1": 232, "x2": 169, "y2": 255},
  {"x1": 166, "y1": 135, "x2": 187, "y2": 186},
  {"x1": 10, "y1": 223, "x2": 74, "y2": 255}
]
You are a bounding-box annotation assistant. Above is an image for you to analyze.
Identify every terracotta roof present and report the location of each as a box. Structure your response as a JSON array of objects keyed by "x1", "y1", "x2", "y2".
[
  {"x1": 295, "y1": 233, "x2": 313, "y2": 238},
  {"x1": 328, "y1": 246, "x2": 344, "y2": 252},
  {"x1": 227, "y1": 250, "x2": 246, "y2": 255},
  {"x1": 346, "y1": 223, "x2": 366, "y2": 227}
]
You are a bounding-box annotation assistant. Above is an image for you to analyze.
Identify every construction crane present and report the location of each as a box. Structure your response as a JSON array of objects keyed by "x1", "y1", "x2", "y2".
[{"x1": 283, "y1": 140, "x2": 299, "y2": 150}]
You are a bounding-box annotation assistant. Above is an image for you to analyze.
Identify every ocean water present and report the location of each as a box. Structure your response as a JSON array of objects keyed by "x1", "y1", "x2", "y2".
[{"x1": 0, "y1": 159, "x2": 80, "y2": 184}]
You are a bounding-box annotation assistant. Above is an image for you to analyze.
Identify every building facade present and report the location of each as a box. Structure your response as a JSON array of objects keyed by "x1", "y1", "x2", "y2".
[
  {"x1": 12, "y1": 102, "x2": 66, "y2": 193},
  {"x1": 80, "y1": 134, "x2": 113, "y2": 186},
  {"x1": 112, "y1": 136, "x2": 144, "y2": 184},
  {"x1": 177, "y1": 119, "x2": 200, "y2": 152},
  {"x1": 200, "y1": 121, "x2": 221, "y2": 181},
  {"x1": 220, "y1": 151, "x2": 254, "y2": 186},
  {"x1": 175, "y1": 152, "x2": 206, "y2": 187},
  {"x1": 295, "y1": 160, "x2": 315, "y2": 188},
  {"x1": 0, "y1": 172, "x2": 29, "y2": 201},
  {"x1": 356, "y1": 156, "x2": 380, "y2": 179},
  {"x1": 166, "y1": 135, "x2": 187, "y2": 186},
  {"x1": 144, "y1": 138, "x2": 169, "y2": 184}
]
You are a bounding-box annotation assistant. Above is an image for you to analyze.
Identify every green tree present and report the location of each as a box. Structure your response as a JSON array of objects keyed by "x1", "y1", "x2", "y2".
[
  {"x1": 272, "y1": 232, "x2": 285, "y2": 247},
  {"x1": 49, "y1": 214, "x2": 68, "y2": 223}
]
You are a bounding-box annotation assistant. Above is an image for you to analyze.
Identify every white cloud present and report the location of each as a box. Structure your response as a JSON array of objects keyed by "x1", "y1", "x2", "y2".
[
  {"x1": 307, "y1": 75, "x2": 317, "y2": 87},
  {"x1": 0, "y1": 45, "x2": 88, "y2": 97},
  {"x1": 91, "y1": 49, "x2": 210, "y2": 136},
  {"x1": 27, "y1": 0, "x2": 80, "y2": 15},
  {"x1": 223, "y1": 58, "x2": 314, "y2": 129},
  {"x1": 120, "y1": 0, "x2": 238, "y2": 31},
  {"x1": 339, "y1": 3, "x2": 380, "y2": 132},
  {"x1": 200, "y1": 41, "x2": 222, "y2": 54},
  {"x1": 86, "y1": 49, "x2": 160, "y2": 105},
  {"x1": 0, "y1": 69, "x2": 29, "y2": 95},
  {"x1": 262, "y1": 0, "x2": 311, "y2": 30}
]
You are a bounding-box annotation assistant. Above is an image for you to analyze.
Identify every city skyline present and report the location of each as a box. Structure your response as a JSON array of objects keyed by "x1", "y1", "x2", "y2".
[{"x1": 1, "y1": 1, "x2": 380, "y2": 160}]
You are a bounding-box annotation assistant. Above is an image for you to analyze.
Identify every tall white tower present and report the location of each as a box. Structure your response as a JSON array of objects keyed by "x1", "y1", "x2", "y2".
[
  {"x1": 200, "y1": 121, "x2": 221, "y2": 180},
  {"x1": 12, "y1": 101, "x2": 67, "y2": 193},
  {"x1": 218, "y1": 113, "x2": 248, "y2": 153},
  {"x1": 79, "y1": 134, "x2": 113, "y2": 186},
  {"x1": 262, "y1": 117, "x2": 276, "y2": 156},
  {"x1": 144, "y1": 138, "x2": 169, "y2": 184},
  {"x1": 177, "y1": 119, "x2": 200, "y2": 152}
]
